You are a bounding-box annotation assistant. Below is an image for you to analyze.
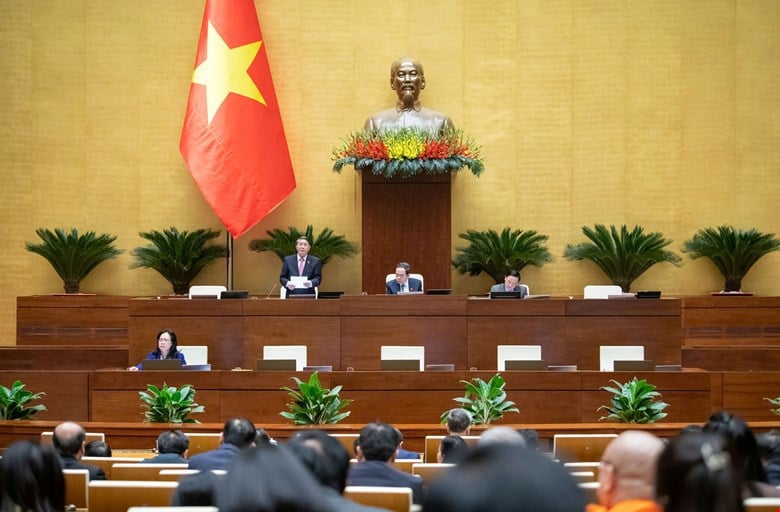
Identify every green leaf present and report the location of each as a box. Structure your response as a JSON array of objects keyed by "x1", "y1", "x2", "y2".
[
  {"x1": 138, "y1": 382, "x2": 204, "y2": 423},
  {"x1": 441, "y1": 374, "x2": 519, "y2": 425},
  {"x1": 0, "y1": 380, "x2": 47, "y2": 420},
  {"x1": 598, "y1": 378, "x2": 668, "y2": 423},
  {"x1": 279, "y1": 371, "x2": 352, "y2": 425},
  {"x1": 248, "y1": 225, "x2": 359, "y2": 267}
]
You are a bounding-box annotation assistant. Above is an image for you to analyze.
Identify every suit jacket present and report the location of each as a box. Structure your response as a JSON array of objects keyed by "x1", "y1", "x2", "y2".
[
  {"x1": 60, "y1": 455, "x2": 107, "y2": 480},
  {"x1": 386, "y1": 278, "x2": 423, "y2": 295},
  {"x1": 188, "y1": 443, "x2": 241, "y2": 472},
  {"x1": 280, "y1": 254, "x2": 322, "y2": 294},
  {"x1": 490, "y1": 283, "x2": 528, "y2": 297},
  {"x1": 347, "y1": 460, "x2": 424, "y2": 505},
  {"x1": 135, "y1": 351, "x2": 186, "y2": 370},
  {"x1": 141, "y1": 452, "x2": 188, "y2": 464}
]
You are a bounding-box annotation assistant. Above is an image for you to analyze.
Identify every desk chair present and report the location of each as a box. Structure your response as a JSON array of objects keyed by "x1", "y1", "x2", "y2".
[
  {"x1": 177, "y1": 345, "x2": 208, "y2": 366},
  {"x1": 344, "y1": 486, "x2": 413, "y2": 512},
  {"x1": 188, "y1": 285, "x2": 227, "y2": 299},
  {"x1": 583, "y1": 285, "x2": 622, "y2": 299},
  {"x1": 63, "y1": 469, "x2": 89, "y2": 510}
]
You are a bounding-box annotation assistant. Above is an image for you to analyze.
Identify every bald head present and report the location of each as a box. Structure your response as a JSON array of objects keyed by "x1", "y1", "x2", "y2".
[
  {"x1": 597, "y1": 431, "x2": 664, "y2": 507},
  {"x1": 53, "y1": 421, "x2": 86, "y2": 458}
]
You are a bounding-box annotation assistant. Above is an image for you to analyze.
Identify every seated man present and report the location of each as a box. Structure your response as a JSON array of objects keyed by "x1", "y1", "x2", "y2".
[
  {"x1": 490, "y1": 269, "x2": 527, "y2": 297},
  {"x1": 84, "y1": 440, "x2": 112, "y2": 457},
  {"x1": 445, "y1": 408, "x2": 472, "y2": 436},
  {"x1": 188, "y1": 417, "x2": 256, "y2": 471},
  {"x1": 142, "y1": 429, "x2": 189, "y2": 464},
  {"x1": 347, "y1": 422, "x2": 424, "y2": 505},
  {"x1": 587, "y1": 430, "x2": 664, "y2": 512},
  {"x1": 386, "y1": 262, "x2": 422, "y2": 294},
  {"x1": 52, "y1": 421, "x2": 107, "y2": 480}
]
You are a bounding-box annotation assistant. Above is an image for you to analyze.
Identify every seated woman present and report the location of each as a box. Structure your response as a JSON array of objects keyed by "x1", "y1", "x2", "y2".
[{"x1": 128, "y1": 329, "x2": 186, "y2": 371}]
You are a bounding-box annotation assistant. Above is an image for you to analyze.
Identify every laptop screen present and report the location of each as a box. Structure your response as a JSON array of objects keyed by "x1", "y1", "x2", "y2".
[{"x1": 142, "y1": 359, "x2": 183, "y2": 370}]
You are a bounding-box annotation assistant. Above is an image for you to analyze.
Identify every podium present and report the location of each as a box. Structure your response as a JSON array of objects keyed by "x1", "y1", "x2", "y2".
[{"x1": 361, "y1": 171, "x2": 452, "y2": 294}]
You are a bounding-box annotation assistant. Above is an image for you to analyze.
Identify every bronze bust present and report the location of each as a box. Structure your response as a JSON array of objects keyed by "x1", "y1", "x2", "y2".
[{"x1": 364, "y1": 57, "x2": 454, "y2": 134}]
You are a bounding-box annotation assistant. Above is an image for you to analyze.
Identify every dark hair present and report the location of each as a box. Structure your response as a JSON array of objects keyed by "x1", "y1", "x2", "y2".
[
  {"x1": 84, "y1": 440, "x2": 112, "y2": 457},
  {"x1": 506, "y1": 269, "x2": 520, "y2": 279},
  {"x1": 255, "y1": 428, "x2": 272, "y2": 446},
  {"x1": 446, "y1": 409, "x2": 472, "y2": 434},
  {"x1": 756, "y1": 430, "x2": 780, "y2": 460},
  {"x1": 704, "y1": 411, "x2": 767, "y2": 483},
  {"x1": 396, "y1": 262, "x2": 411, "y2": 275},
  {"x1": 157, "y1": 430, "x2": 189, "y2": 455},
  {"x1": 518, "y1": 429, "x2": 539, "y2": 451},
  {"x1": 656, "y1": 431, "x2": 744, "y2": 512},
  {"x1": 424, "y1": 443, "x2": 585, "y2": 512},
  {"x1": 52, "y1": 423, "x2": 86, "y2": 457},
  {"x1": 172, "y1": 470, "x2": 222, "y2": 506},
  {"x1": 152, "y1": 329, "x2": 180, "y2": 359},
  {"x1": 0, "y1": 440, "x2": 65, "y2": 512},
  {"x1": 357, "y1": 423, "x2": 400, "y2": 462},
  {"x1": 218, "y1": 444, "x2": 330, "y2": 512},
  {"x1": 439, "y1": 435, "x2": 469, "y2": 463},
  {"x1": 223, "y1": 417, "x2": 256, "y2": 449},
  {"x1": 287, "y1": 429, "x2": 350, "y2": 492}
]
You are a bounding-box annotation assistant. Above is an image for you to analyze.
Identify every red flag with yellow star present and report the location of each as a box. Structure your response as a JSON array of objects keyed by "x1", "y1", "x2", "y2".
[{"x1": 180, "y1": 0, "x2": 295, "y2": 238}]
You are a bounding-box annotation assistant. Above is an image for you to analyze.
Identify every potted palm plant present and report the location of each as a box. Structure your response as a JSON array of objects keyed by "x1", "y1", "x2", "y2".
[
  {"x1": 248, "y1": 225, "x2": 359, "y2": 266},
  {"x1": 0, "y1": 380, "x2": 47, "y2": 420},
  {"x1": 25, "y1": 228, "x2": 123, "y2": 294},
  {"x1": 563, "y1": 224, "x2": 682, "y2": 293},
  {"x1": 598, "y1": 377, "x2": 668, "y2": 423},
  {"x1": 130, "y1": 227, "x2": 227, "y2": 295},
  {"x1": 681, "y1": 226, "x2": 780, "y2": 293},
  {"x1": 440, "y1": 374, "x2": 519, "y2": 425},
  {"x1": 451, "y1": 227, "x2": 553, "y2": 284},
  {"x1": 280, "y1": 372, "x2": 352, "y2": 425}
]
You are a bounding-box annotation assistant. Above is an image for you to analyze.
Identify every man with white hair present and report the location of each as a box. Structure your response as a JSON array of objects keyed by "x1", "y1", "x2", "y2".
[{"x1": 587, "y1": 430, "x2": 664, "y2": 512}]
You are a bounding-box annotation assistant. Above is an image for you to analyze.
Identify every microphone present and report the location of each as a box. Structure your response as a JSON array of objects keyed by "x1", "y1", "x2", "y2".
[{"x1": 265, "y1": 283, "x2": 278, "y2": 299}]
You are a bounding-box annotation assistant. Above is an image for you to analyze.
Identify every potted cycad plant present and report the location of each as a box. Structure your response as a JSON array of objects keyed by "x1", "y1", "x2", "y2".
[
  {"x1": 280, "y1": 372, "x2": 352, "y2": 425},
  {"x1": 451, "y1": 227, "x2": 553, "y2": 284},
  {"x1": 563, "y1": 224, "x2": 682, "y2": 292},
  {"x1": 598, "y1": 377, "x2": 668, "y2": 423},
  {"x1": 25, "y1": 228, "x2": 123, "y2": 294},
  {"x1": 440, "y1": 374, "x2": 519, "y2": 425},
  {"x1": 138, "y1": 383, "x2": 205, "y2": 423},
  {"x1": 130, "y1": 227, "x2": 227, "y2": 295},
  {"x1": 681, "y1": 226, "x2": 780, "y2": 293},
  {"x1": 0, "y1": 380, "x2": 47, "y2": 420},
  {"x1": 249, "y1": 225, "x2": 359, "y2": 266}
]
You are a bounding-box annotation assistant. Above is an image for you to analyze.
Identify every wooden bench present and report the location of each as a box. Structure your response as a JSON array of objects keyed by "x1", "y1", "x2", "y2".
[
  {"x1": 344, "y1": 486, "x2": 413, "y2": 512},
  {"x1": 182, "y1": 432, "x2": 221, "y2": 456},
  {"x1": 88, "y1": 481, "x2": 178, "y2": 510},
  {"x1": 411, "y1": 463, "x2": 454, "y2": 485},
  {"x1": 82, "y1": 456, "x2": 144, "y2": 479},
  {"x1": 41, "y1": 431, "x2": 105, "y2": 444},
  {"x1": 63, "y1": 469, "x2": 89, "y2": 510},
  {"x1": 157, "y1": 469, "x2": 226, "y2": 481},
  {"x1": 423, "y1": 435, "x2": 480, "y2": 463},
  {"x1": 552, "y1": 434, "x2": 617, "y2": 463},
  {"x1": 110, "y1": 463, "x2": 189, "y2": 481},
  {"x1": 744, "y1": 497, "x2": 780, "y2": 512},
  {"x1": 329, "y1": 433, "x2": 359, "y2": 458}
]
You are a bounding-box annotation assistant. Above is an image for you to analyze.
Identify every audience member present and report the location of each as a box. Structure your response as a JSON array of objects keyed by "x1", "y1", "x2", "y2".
[
  {"x1": 655, "y1": 431, "x2": 744, "y2": 512},
  {"x1": 490, "y1": 269, "x2": 527, "y2": 297},
  {"x1": 519, "y1": 428, "x2": 540, "y2": 451},
  {"x1": 128, "y1": 328, "x2": 186, "y2": 371},
  {"x1": 84, "y1": 440, "x2": 112, "y2": 457},
  {"x1": 704, "y1": 410, "x2": 780, "y2": 497},
  {"x1": 386, "y1": 262, "x2": 422, "y2": 294},
  {"x1": 171, "y1": 470, "x2": 222, "y2": 507},
  {"x1": 478, "y1": 426, "x2": 526, "y2": 447},
  {"x1": 255, "y1": 427, "x2": 275, "y2": 446},
  {"x1": 188, "y1": 417, "x2": 256, "y2": 471},
  {"x1": 287, "y1": 430, "x2": 386, "y2": 512},
  {"x1": 143, "y1": 429, "x2": 189, "y2": 464},
  {"x1": 587, "y1": 430, "x2": 664, "y2": 512},
  {"x1": 423, "y1": 443, "x2": 586, "y2": 512},
  {"x1": 0, "y1": 440, "x2": 65, "y2": 512},
  {"x1": 348, "y1": 422, "x2": 425, "y2": 505},
  {"x1": 395, "y1": 427, "x2": 421, "y2": 459},
  {"x1": 52, "y1": 421, "x2": 107, "y2": 480},
  {"x1": 756, "y1": 430, "x2": 780, "y2": 485},
  {"x1": 438, "y1": 435, "x2": 469, "y2": 463},
  {"x1": 218, "y1": 444, "x2": 333, "y2": 512},
  {"x1": 445, "y1": 409, "x2": 472, "y2": 435}
]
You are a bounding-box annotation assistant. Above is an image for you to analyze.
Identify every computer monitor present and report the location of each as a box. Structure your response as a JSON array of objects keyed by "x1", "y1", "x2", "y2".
[
  {"x1": 141, "y1": 359, "x2": 183, "y2": 370},
  {"x1": 490, "y1": 291, "x2": 523, "y2": 299}
]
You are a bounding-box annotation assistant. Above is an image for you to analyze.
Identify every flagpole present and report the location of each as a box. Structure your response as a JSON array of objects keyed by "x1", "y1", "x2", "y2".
[{"x1": 226, "y1": 234, "x2": 233, "y2": 291}]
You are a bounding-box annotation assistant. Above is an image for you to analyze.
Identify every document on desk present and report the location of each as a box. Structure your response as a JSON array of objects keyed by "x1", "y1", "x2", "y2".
[{"x1": 290, "y1": 276, "x2": 308, "y2": 288}]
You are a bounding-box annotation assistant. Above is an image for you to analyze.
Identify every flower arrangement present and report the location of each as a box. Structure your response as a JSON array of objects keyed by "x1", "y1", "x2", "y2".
[{"x1": 332, "y1": 127, "x2": 484, "y2": 178}]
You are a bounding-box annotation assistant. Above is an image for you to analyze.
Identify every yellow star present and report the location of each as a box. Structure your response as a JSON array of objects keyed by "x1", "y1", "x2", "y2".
[{"x1": 192, "y1": 22, "x2": 266, "y2": 123}]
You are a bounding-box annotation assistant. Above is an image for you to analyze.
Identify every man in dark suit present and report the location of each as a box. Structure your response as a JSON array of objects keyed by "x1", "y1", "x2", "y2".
[
  {"x1": 347, "y1": 422, "x2": 424, "y2": 504},
  {"x1": 386, "y1": 262, "x2": 422, "y2": 294},
  {"x1": 142, "y1": 429, "x2": 189, "y2": 464},
  {"x1": 280, "y1": 236, "x2": 322, "y2": 295},
  {"x1": 52, "y1": 421, "x2": 107, "y2": 480},
  {"x1": 188, "y1": 417, "x2": 255, "y2": 471},
  {"x1": 489, "y1": 269, "x2": 528, "y2": 297}
]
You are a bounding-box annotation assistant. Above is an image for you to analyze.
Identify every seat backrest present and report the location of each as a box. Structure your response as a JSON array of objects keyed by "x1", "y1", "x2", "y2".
[
  {"x1": 380, "y1": 345, "x2": 424, "y2": 371},
  {"x1": 424, "y1": 435, "x2": 480, "y2": 463},
  {"x1": 497, "y1": 345, "x2": 542, "y2": 371},
  {"x1": 158, "y1": 469, "x2": 226, "y2": 481},
  {"x1": 520, "y1": 284, "x2": 530, "y2": 295},
  {"x1": 182, "y1": 432, "x2": 222, "y2": 456},
  {"x1": 599, "y1": 345, "x2": 645, "y2": 371},
  {"x1": 744, "y1": 498, "x2": 780, "y2": 512},
  {"x1": 263, "y1": 345, "x2": 307, "y2": 371},
  {"x1": 88, "y1": 481, "x2": 178, "y2": 511},
  {"x1": 412, "y1": 463, "x2": 454, "y2": 485},
  {"x1": 583, "y1": 285, "x2": 622, "y2": 299},
  {"x1": 344, "y1": 486, "x2": 413, "y2": 512},
  {"x1": 177, "y1": 345, "x2": 209, "y2": 366},
  {"x1": 63, "y1": 469, "x2": 89, "y2": 509},
  {"x1": 188, "y1": 285, "x2": 227, "y2": 299},
  {"x1": 329, "y1": 433, "x2": 359, "y2": 458},
  {"x1": 41, "y1": 431, "x2": 104, "y2": 445},
  {"x1": 110, "y1": 463, "x2": 189, "y2": 481},
  {"x1": 568, "y1": 471, "x2": 596, "y2": 483},
  {"x1": 553, "y1": 434, "x2": 618, "y2": 463},
  {"x1": 81, "y1": 457, "x2": 145, "y2": 479},
  {"x1": 392, "y1": 458, "x2": 422, "y2": 474},
  {"x1": 385, "y1": 273, "x2": 425, "y2": 291},
  {"x1": 563, "y1": 461, "x2": 601, "y2": 479}
]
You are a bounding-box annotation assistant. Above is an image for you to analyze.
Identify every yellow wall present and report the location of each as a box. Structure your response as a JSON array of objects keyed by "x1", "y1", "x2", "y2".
[{"x1": 1, "y1": 0, "x2": 778, "y2": 345}]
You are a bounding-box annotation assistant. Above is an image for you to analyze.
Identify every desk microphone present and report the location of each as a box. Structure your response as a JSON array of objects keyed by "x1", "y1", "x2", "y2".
[{"x1": 265, "y1": 283, "x2": 278, "y2": 299}]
